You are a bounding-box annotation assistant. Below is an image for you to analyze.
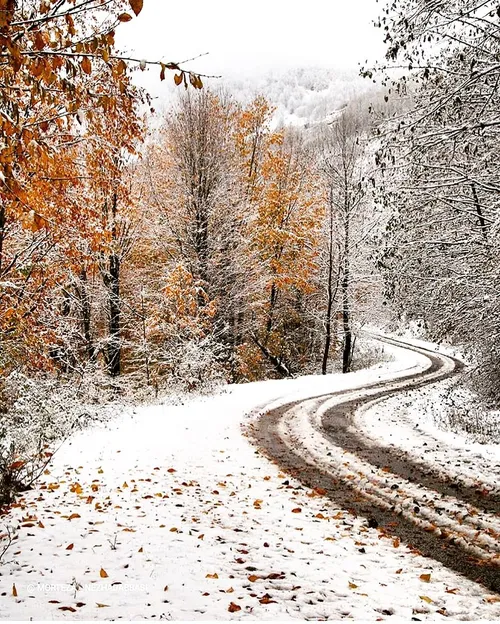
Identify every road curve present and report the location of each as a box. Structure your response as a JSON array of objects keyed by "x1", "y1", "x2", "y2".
[{"x1": 249, "y1": 334, "x2": 500, "y2": 594}]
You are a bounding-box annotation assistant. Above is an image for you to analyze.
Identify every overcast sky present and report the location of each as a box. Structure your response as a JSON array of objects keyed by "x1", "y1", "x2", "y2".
[{"x1": 116, "y1": 0, "x2": 386, "y2": 93}]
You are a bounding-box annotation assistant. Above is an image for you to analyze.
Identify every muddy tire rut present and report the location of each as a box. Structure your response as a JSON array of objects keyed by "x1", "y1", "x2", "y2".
[{"x1": 249, "y1": 335, "x2": 500, "y2": 594}]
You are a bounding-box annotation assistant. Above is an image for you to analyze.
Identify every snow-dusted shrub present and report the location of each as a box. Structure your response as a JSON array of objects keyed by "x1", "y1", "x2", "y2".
[
  {"x1": 350, "y1": 339, "x2": 394, "y2": 372},
  {"x1": 431, "y1": 382, "x2": 500, "y2": 444},
  {"x1": 0, "y1": 369, "x2": 122, "y2": 506},
  {"x1": 153, "y1": 336, "x2": 228, "y2": 396}
]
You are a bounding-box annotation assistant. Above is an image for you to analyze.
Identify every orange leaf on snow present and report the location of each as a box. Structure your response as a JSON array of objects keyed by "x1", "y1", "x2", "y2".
[
  {"x1": 12, "y1": 583, "x2": 17, "y2": 597},
  {"x1": 100, "y1": 568, "x2": 109, "y2": 578},
  {"x1": 259, "y1": 593, "x2": 277, "y2": 604},
  {"x1": 228, "y1": 602, "x2": 241, "y2": 612},
  {"x1": 348, "y1": 582, "x2": 358, "y2": 589},
  {"x1": 291, "y1": 508, "x2": 302, "y2": 513},
  {"x1": 206, "y1": 573, "x2": 219, "y2": 579},
  {"x1": 419, "y1": 573, "x2": 431, "y2": 583},
  {"x1": 66, "y1": 543, "x2": 74, "y2": 550},
  {"x1": 68, "y1": 513, "x2": 80, "y2": 521},
  {"x1": 248, "y1": 575, "x2": 260, "y2": 582}
]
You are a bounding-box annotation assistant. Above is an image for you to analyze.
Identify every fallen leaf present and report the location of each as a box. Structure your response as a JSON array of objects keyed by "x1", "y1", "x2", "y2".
[
  {"x1": 68, "y1": 513, "x2": 81, "y2": 521},
  {"x1": 348, "y1": 582, "x2": 358, "y2": 589},
  {"x1": 393, "y1": 537, "x2": 400, "y2": 548},
  {"x1": 291, "y1": 507, "x2": 302, "y2": 513},
  {"x1": 66, "y1": 543, "x2": 74, "y2": 550},
  {"x1": 58, "y1": 606, "x2": 76, "y2": 612},
  {"x1": 228, "y1": 602, "x2": 241, "y2": 612},
  {"x1": 259, "y1": 593, "x2": 277, "y2": 604},
  {"x1": 12, "y1": 583, "x2": 17, "y2": 597},
  {"x1": 206, "y1": 573, "x2": 219, "y2": 579},
  {"x1": 96, "y1": 603, "x2": 110, "y2": 608},
  {"x1": 420, "y1": 595, "x2": 433, "y2": 604},
  {"x1": 420, "y1": 573, "x2": 431, "y2": 583},
  {"x1": 248, "y1": 575, "x2": 260, "y2": 582},
  {"x1": 100, "y1": 568, "x2": 109, "y2": 578}
]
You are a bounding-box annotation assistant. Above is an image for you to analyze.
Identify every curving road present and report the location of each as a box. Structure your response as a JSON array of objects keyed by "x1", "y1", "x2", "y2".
[{"x1": 250, "y1": 334, "x2": 500, "y2": 594}]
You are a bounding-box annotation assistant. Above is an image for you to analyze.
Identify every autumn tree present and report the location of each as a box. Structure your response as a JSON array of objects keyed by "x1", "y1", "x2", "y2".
[{"x1": 245, "y1": 129, "x2": 323, "y2": 377}]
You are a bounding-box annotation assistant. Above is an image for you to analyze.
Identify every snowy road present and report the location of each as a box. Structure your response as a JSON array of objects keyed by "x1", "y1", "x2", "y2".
[
  {"x1": 251, "y1": 334, "x2": 500, "y2": 596},
  {"x1": 1, "y1": 335, "x2": 499, "y2": 620}
]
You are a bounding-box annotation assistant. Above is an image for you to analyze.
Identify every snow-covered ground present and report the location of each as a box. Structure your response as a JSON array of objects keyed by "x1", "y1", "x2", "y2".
[{"x1": 1, "y1": 340, "x2": 499, "y2": 620}]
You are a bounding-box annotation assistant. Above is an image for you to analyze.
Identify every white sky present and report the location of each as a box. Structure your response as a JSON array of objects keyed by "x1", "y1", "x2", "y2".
[{"x1": 116, "y1": 0, "x2": 386, "y2": 93}]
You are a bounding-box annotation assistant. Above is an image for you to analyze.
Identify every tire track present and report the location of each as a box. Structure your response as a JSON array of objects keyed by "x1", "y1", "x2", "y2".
[{"x1": 249, "y1": 335, "x2": 500, "y2": 594}]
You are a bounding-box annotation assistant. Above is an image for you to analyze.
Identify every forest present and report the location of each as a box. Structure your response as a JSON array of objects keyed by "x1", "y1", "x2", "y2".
[{"x1": 1, "y1": 0, "x2": 499, "y2": 502}]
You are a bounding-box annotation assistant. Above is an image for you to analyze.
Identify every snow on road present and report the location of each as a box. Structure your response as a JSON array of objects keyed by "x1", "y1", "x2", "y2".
[{"x1": 1, "y1": 341, "x2": 499, "y2": 620}]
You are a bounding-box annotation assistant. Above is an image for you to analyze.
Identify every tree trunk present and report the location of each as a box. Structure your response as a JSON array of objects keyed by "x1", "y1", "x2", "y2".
[
  {"x1": 342, "y1": 200, "x2": 352, "y2": 374},
  {"x1": 103, "y1": 193, "x2": 121, "y2": 377},
  {"x1": 75, "y1": 268, "x2": 94, "y2": 362},
  {"x1": 251, "y1": 334, "x2": 292, "y2": 378},
  {"x1": 0, "y1": 204, "x2": 5, "y2": 276},
  {"x1": 322, "y1": 188, "x2": 338, "y2": 375}
]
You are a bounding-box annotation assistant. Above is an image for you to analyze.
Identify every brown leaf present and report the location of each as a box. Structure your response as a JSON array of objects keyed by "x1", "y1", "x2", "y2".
[
  {"x1": 206, "y1": 573, "x2": 219, "y2": 579},
  {"x1": 68, "y1": 513, "x2": 81, "y2": 521},
  {"x1": 291, "y1": 507, "x2": 302, "y2": 513},
  {"x1": 348, "y1": 582, "x2": 358, "y2": 589},
  {"x1": 129, "y1": 0, "x2": 143, "y2": 16},
  {"x1": 174, "y1": 73, "x2": 183, "y2": 86},
  {"x1": 12, "y1": 583, "x2": 17, "y2": 597},
  {"x1": 419, "y1": 573, "x2": 431, "y2": 583},
  {"x1": 445, "y1": 587, "x2": 459, "y2": 594},
  {"x1": 163, "y1": 585, "x2": 169, "y2": 592},
  {"x1": 248, "y1": 575, "x2": 260, "y2": 582},
  {"x1": 100, "y1": 568, "x2": 109, "y2": 578},
  {"x1": 80, "y1": 57, "x2": 92, "y2": 75},
  {"x1": 96, "y1": 603, "x2": 110, "y2": 608},
  {"x1": 118, "y1": 12, "x2": 132, "y2": 22},
  {"x1": 66, "y1": 543, "x2": 74, "y2": 550},
  {"x1": 259, "y1": 594, "x2": 277, "y2": 604},
  {"x1": 58, "y1": 606, "x2": 76, "y2": 612},
  {"x1": 393, "y1": 537, "x2": 400, "y2": 548},
  {"x1": 228, "y1": 602, "x2": 241, "y2": 612}
]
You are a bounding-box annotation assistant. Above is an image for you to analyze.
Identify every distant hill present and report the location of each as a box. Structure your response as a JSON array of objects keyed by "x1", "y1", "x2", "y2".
[{"x1": 220, "y1": 66, "x2": 376, "y2": 127}]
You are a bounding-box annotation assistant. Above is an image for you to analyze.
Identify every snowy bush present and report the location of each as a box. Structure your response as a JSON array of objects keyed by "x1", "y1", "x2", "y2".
[{"x1": 0, "y1": 369, "x2": 123, "y2": 506}]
